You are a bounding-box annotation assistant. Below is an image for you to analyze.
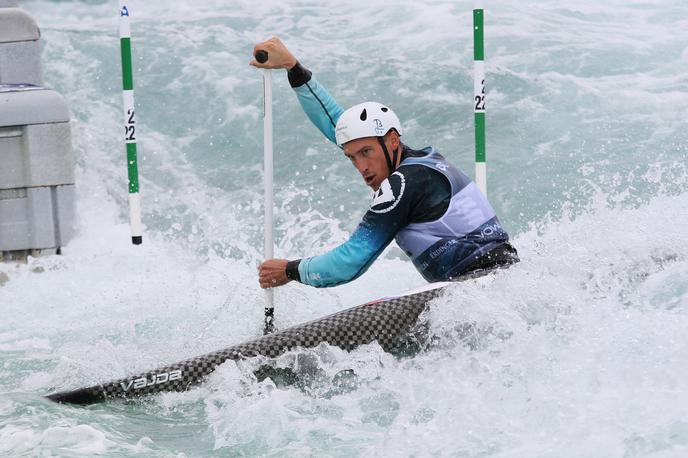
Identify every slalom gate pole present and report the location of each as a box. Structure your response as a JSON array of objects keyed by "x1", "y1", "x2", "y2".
[
  {"x1": 257, "y1": 51, "x2": 275, "y2": 334},
  {"x1": 473, "y1": 0, "x2": 487, "y2": 196},
  {"x1": 119, "y1": 1, "x2": 143, "y2": 244}
]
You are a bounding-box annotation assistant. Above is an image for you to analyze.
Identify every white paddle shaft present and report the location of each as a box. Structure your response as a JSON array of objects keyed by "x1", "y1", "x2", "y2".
[{"x1": 263, "y1": 69, "x2": 274, "y2": 312}]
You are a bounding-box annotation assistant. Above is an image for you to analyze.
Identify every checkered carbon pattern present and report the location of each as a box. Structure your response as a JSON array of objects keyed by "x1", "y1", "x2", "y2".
[{"x1": 46, "y1": 286, "x2": 446, "y2": 404}]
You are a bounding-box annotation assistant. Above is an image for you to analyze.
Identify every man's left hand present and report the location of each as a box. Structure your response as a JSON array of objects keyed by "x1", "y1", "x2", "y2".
[{"x1": 258, "y1": 259, "x2": 290, "y2": 289}]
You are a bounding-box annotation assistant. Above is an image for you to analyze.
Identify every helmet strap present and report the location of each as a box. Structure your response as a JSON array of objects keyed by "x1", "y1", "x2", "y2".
[{"x1": 377, "y1": 136, "x2": 396, "y2": 174}]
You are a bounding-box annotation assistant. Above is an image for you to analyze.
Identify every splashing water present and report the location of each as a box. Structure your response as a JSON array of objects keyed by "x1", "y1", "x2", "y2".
[{"x1": 1, "y1": 0, "x2": 687, "y2": 456}]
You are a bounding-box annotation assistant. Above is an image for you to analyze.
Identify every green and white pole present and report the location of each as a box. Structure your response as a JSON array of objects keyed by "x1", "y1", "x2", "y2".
[
  {"x1": 119, "y1": 1, "x2": 143, "y2": 245},
  {"x1": 473, "y1": 0, "x2": 487, "y2": 196}
]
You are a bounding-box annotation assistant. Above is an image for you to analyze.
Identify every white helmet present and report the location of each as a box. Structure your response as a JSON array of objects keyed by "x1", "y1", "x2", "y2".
[{"x1": 335, "y1": 101, "x2": 403, "y2": 147}]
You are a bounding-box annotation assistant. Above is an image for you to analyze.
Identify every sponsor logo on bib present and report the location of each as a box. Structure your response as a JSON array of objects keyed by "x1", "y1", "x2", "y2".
[{"x1": 370, "y1": 172, "x2": 405, "y2": 214}]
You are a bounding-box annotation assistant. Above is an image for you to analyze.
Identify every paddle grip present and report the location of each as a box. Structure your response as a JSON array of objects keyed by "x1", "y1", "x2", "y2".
[{"x1": 255, "y1": 50, "x2": 268, "y2": 64}]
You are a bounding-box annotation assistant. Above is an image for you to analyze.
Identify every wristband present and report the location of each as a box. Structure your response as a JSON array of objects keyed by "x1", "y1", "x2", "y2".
[
  {"x1": 285, "y1": 259, "x2": 302, "y2": 282},
  {"x1": 287, "y1": 62, "x2": 312, "y2": 88}
]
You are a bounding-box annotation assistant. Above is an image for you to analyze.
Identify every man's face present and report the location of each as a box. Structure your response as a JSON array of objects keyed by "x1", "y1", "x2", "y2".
[{"x1": 342, "y1": 133, "x2": 399, "y2": 191}]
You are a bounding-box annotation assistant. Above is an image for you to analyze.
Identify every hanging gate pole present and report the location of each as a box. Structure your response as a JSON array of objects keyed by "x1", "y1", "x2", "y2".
[
  {"x1": 473, "y1": 0, "x2": 487, "y2": 196},
  {"x1": 119, "y1": 2, "x2": 143, "y2": 244}
]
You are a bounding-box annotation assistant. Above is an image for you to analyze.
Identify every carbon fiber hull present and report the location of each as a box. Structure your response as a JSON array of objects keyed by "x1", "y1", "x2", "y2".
[{"x1": 46, "y1": 284, "x2": 449, "y2": 405}]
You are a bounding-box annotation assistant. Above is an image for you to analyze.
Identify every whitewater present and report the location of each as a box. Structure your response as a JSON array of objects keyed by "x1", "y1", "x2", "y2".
[{"x1": 1, "y1": 0, "x2": 687, "y2": 456}]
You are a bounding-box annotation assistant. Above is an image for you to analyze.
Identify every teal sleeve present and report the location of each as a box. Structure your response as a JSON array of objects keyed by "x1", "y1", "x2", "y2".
[
  {"x1": 296, "y1": 172, "x2": 413, "y2": 288},
  {"x1": 297, "y1": 220, "x2": 393, "y2": 288},
  {"x1": 293, "y1": 77, "x2": 344, "y2": 145}
]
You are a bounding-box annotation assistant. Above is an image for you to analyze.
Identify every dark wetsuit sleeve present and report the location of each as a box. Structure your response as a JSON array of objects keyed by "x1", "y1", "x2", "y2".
[{"x1": 297, "y1": 168, "x2": 432, "y2": 287}]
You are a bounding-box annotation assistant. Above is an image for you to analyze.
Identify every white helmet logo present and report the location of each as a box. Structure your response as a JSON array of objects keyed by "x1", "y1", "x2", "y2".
[
  {"x1": 336, "y1": 125, "x2": 350, "y2": 142},
  {"x1": 373, "y1": 119, "x2": 384, "y2": 135}
]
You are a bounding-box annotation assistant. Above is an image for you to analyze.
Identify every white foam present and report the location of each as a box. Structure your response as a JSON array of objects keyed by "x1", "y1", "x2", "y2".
[
  {"x1": 0, "y1": 424, "x2": 117, "y2": 455},
  {"x1": 6, "y1": 0, "x2": 688, "y2": 455}
]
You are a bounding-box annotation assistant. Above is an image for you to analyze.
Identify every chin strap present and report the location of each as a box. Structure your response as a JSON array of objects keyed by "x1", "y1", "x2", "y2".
[{"x1": 377, "y1": 136, "x2": 400, "y2": 174}]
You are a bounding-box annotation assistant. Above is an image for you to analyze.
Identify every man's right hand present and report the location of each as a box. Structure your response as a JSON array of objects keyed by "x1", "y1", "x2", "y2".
[{"x1": 250, "y1": 37, "x2": 298, "y2": 70}]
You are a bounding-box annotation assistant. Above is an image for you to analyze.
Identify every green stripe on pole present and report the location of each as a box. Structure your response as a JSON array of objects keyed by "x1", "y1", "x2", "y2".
[
  {"x1": 120, "y1": 37, "x2": 134, "y2": 90},
  {"x1": 127, "y1": 143, "x2": 139, "y2": 193},
  {"x1": 474, "y1": 112, "x2": 486, "y2": 163},
  {"x1": 473, "y1": 9, "x2": 484, "y2": 61}
]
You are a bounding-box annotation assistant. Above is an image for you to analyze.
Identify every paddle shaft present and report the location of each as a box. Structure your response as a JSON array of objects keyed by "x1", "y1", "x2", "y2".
[{"x1": 261, "y1": 49, "x2": 275, "y2": 333}]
